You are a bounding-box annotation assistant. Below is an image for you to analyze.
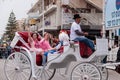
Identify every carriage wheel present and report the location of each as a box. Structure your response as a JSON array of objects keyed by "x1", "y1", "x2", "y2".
[
  {"x1": 98, "y1": 66, "x2": 108, "y2": 80},
  {"x1": 4, "y1": 52, "x2": 32, "y2": 80},
  {"x1": 71, "y1": 63, "x2": 101, "y2": 80},
  {"x1": 35, "y1": 67, "x2": 56, "y2": 80}
]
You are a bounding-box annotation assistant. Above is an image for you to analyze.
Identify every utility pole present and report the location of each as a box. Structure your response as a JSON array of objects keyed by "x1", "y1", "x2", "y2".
[
  {"x1": 102, "y1": 0, "x2": 106, "y2": 38},
  {"x1": 42, "y1": 0, "x2": 45, "y2": 36}
]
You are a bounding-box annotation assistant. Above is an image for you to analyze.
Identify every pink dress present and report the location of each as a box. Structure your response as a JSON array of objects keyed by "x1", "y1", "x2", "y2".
[
  {"x1": 28, "y1": 38, "x2": 42, "y2": 52},
  {"x1": 39, "y1": 39, "x2": 52, "y2": 51}
]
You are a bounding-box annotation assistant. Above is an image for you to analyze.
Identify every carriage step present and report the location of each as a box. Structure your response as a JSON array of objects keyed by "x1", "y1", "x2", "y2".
[
  {"x1": 102, "y1": 62, "x2": 120, "y2": 70},
  {"x1": 106, "y1": 65, "x2": 116, "y2": 70}
]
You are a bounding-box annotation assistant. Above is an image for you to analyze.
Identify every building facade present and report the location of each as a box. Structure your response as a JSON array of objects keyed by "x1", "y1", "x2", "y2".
[
  {"x1": 16, "y1": 18, "x2": 26, "y2": 31},
  {"x1": 27, "y1": 0, "x2": 103, "y2": 36}
]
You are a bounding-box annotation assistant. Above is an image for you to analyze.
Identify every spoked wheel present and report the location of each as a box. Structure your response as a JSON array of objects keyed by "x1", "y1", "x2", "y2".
[
  {"x1": 4, "y1": 52, "x2": 32, "y2": 80},
  {"x1": 98, "y1": 66, "x2": 108, "y2": 80},
  {"x1": 35, "y1": 66, "x2": 56, "y2": 80},
  {"x1": 71, "y1": 63, "x2": 101, "y2": 80}
]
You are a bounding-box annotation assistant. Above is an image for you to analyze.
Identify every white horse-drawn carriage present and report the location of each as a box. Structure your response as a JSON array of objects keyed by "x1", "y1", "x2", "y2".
[{"x1": 4, "y1": 31, "x2": 110, "y2": 80}]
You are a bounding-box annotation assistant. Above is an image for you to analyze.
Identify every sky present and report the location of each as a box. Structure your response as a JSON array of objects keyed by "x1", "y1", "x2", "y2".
[{"x1": 0, "y1": 0, "x2": 37, "y2": 38}]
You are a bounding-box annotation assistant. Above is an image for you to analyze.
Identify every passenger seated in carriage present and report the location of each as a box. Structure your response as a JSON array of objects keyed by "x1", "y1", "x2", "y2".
[
  {"x1": 42, "y1": 30, "x2": 70, "y2": 65},
  {"x1": 28, "y1": 28, "x2": 43, "y2": 53},
  {"x1": 27, "y1": 28, "x2": 45, "y2": 65},
  {"x1": 28, "y1": 30, "x2": 56, "y2": 65},
  {"x1": 70, "y1": 14, "x2": 95, "y2": 53},
  {"x1": 39, "y1": 32, "x2": 52, "y2": 52}
]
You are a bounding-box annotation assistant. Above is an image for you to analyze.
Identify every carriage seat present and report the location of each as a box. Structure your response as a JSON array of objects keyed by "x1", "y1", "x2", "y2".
[
  {"x1": 10, "y1": 31, "x2": 42, "y2": 66},
  {"x1": 10, "y1": 31, "x2": 32, "y2": 49},
  {"x1": 47, "y1": 45, "x2": 70, "y2": 61},
  {"x1": 72, "y1": 41, "x2": 93, "y2": 58},
  {"x1": 47, "y1": 43, "x2": 70, "y2": 61}
]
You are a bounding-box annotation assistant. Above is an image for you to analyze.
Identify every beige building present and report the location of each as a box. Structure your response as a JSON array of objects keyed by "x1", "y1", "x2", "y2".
[
  {"x1": 27, "y1": 0, "x2": 103, "y2": 36},
  {"x1": 16, "y1": 18, "x2": 26, "y2": 31}
]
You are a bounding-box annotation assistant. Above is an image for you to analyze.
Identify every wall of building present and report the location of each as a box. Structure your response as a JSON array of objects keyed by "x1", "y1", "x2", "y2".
[
  {"x1": 56, "y1": 0, "x2": 62, "y2": 27},
  {"x1": 86, "y1": 0, "x2": 103, "y2": 10},
  {"x1": 37, "y1": 11, "x2": 57, "y2": 31},
  {"x1": 69, "y1": 0, "x2": 86, "y2": 8},
  {"x1": 44, "y1": 11, "x2": 57, "y2": 29},
  {"x1": 16, "y1": 19, "x2": 26, "y2": 31}
]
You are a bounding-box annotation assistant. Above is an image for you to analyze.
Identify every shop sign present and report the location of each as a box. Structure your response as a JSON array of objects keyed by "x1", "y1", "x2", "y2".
[
  {"x1": 105, "y1": 0, "x2": 120, "y2": 28},
  {"x1": 29, "y1": 19, "x2": 36, "y2": 25}
]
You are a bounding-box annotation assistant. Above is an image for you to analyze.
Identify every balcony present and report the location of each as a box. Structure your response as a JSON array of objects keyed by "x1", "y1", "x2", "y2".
[
  {"x1": 28, "y1": 12, "x2": 40, "y2": 19},
  {"x1": 38, "y1": 5, "x2": 57, "y2": 18}
]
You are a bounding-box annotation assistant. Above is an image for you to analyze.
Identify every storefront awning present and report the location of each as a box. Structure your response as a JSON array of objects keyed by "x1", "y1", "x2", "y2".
[{"x1": 28, "y1": 12, "x2": 40, "y2": 19}]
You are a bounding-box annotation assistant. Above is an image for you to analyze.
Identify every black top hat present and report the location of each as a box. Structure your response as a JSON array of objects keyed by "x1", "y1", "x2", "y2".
[{"x1": 73, "y1": 14, "x2": 81, "y2": 19}]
